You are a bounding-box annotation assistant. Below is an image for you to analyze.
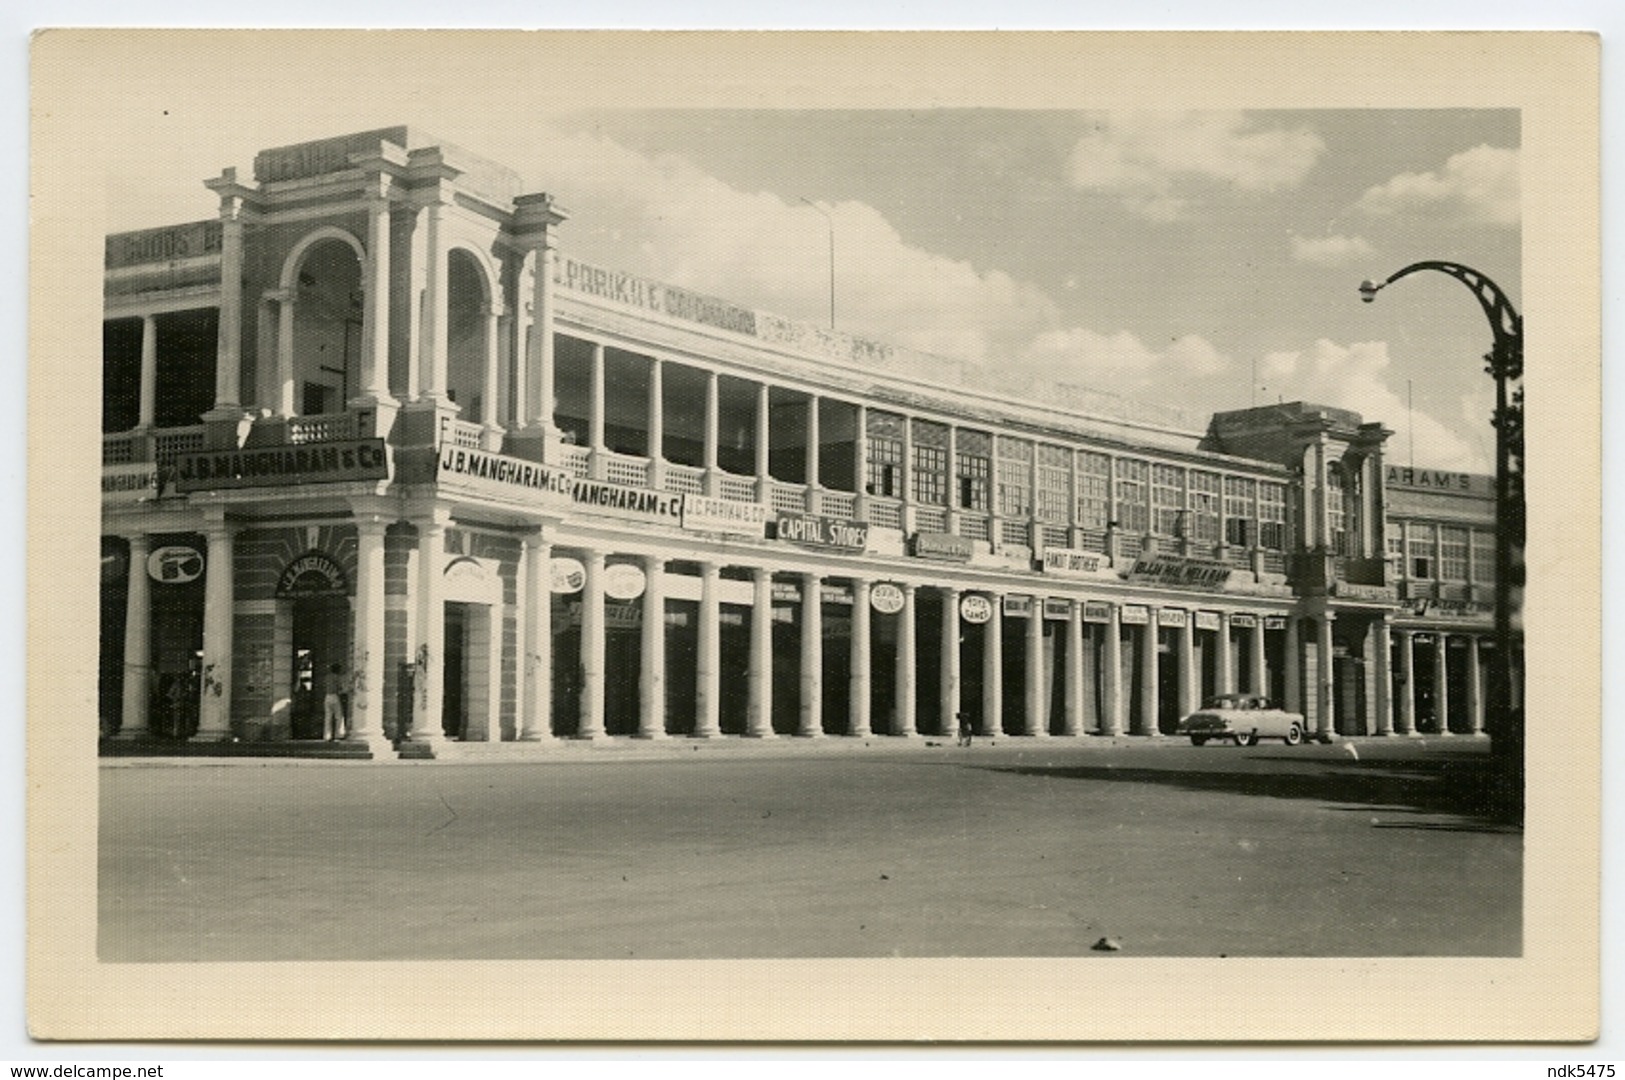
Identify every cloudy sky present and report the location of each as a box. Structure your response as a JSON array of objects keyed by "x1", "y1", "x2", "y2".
[{"x1": 106, "y1": 105, "x2": 1518, "y2": 472}]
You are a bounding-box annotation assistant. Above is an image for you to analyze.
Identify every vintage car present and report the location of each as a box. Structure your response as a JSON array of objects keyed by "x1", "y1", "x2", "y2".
[{"x1": 1178, "y1": 694, "x2": 1307, "y2": 746}]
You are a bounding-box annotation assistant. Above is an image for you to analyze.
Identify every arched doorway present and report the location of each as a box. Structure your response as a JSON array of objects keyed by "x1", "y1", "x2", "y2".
[
  {"x1": 290, "y1": 238, "x2": 363, "y2": 416},
  {"x1": 446, "y1": 248, "x2": 495, "y2": 423},
  {"x1": 277, "y1": 552, "x2": 352, "y2": 740}
]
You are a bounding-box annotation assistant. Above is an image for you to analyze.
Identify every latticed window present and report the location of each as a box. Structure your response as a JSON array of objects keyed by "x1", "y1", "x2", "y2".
[
  {"x1": 956, "y1": 429, "x2": 991, "y2": 510},
  {"x1": 1326, "y1": 462, "x2": 1351, "y2": 555},
  {"x1": 1387, "y1": 527, "x2": 1406, "y2": 577},
  {"x1": 1408, "y1": 523, "x2": 1436, "y2": 579},
  {"x1": 1152, "y1": 463, "x2": 1185, "y2": 537},
  {"x1": 1075, "y1": 451, "x2": 1111, "y2": 530},
  {"x1": 1036, "y1": 444, "x2": 1071, "y2": 524},
  {"x1": 1187, "y1": 470, "x2": 1221, "y2": 544},
  {"x1": 1258, "y1": 482, "x2": 1286, "y2": 550},
  {"x1": 911, "y1": 445, "x2": 948, "y2": 505},
  {"x1": 1440, "y1": 526, "x2": 1469, "y2": 582},
  {"x1": 1223, "y1": 476, "x2": 1256, "y2": 547},
  {"x1": 1471, "y1": 529, "x2": 1495, "y2": 583},
  {"x1": 996, "y1": 436, "x2": 1032, "y2": 517},
  {"x1": 1115, "y1": 458, "x2": 1149, "y2": 534},
  {"x1": 866, "y1": 410, "x2": 905, "y2": 498}
]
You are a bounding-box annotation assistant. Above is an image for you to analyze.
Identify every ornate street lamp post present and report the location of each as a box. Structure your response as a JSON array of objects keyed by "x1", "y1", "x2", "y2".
[
  {"x1": 798, "y1": 196, "x2": 836, "y2": 330},
  {"x1": 1360, "y1": 262, "x2": 1523, "y2": 815}
]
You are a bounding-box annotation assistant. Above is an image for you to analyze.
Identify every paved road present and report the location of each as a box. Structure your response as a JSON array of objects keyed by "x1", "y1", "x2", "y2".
[{"x1": 100, "y1": 736, "x2": 1520, "y2": 961}]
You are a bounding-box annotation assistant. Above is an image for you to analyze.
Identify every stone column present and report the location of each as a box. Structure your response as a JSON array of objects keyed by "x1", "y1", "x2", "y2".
[
  {"x1": 578, "y1": 549, "x2": 606, "y2": 739},
  {"x1": 519, "y1": 533, "x2": 553, "y2": 740},
  {"x1": 418, "y1": 198, "x2": 448, "y2": 403},
  {"x1": 409, "y1": 514, "x2": 448, "y2": 750},
  {"x1": 747, "y1": 568, "x2": 775, "y2": 738},
  {"x1": 753, "y1": 382, "x2": 772, "y2": 500},
  {"x1": 1137, "y1": 611, "x2": 1160, "y2": 737},
  {"x1": 138, "y1": 317, "x2": 157, "y2": 429},
  {"x1": 201, "y1": 175, "x2": 248, "y2": 416},
  {"x1": 1025, "y1": 596, "x2": 1048, "y2": 736},
  {"x1": 1466, "y1": 635, "x2": 1484, "y2": 735},
  {"x1": 1372, "y1": 615, "x2": 1394, "y2": 736},
  {"x1": 694, "y1": 562, "x2": 722, "y2": 737},
  {"x1": 118, "y1": 534, "x2": 151, "y2": 738},
  {"x1": 273, "y1": 289, "x2": 296, "y2": 417},
  {"x1": 1062, "y1": 600, "x2": 1084, "y2": 736},
  {"x1": 648, "y1": 360, "x2": 665, "y2": 487},
  {"x1": 481, "y1": 303, "x2": 505, "y2": 443},
  {"x1": 360, "y1": 188, "x2": 393, "y2": 405},
  {"x1": 1216, "y1": 614, "x2": 1235, "y2": 696},
  {"x1": 1316, "y1": 615, "x2": 1337, "y2": 739},
  {"x1": 1284, "y1": 616, "x2": 1303, "y2": 714},
  {"x1": 940, "y1": 586, "x2": 962, "y2": 739},
  {"x1": 1249, "y1": 618, "x2": 1267, "y2": 696},
  {"x1": 799, "y1": 572, "x2": 824, "y2": 737},
  {"x1": 853, "y1": 405, "x2": 870, "y2": 520},
  {"x1": 1177, "y1": 613, "x2": 1198, "y2": 719},
  {"x1": 980, "y1": 595, "x2": 1002, "y2": 737},
  {"x1": 895, "y1": 582, "x2": 918, "y2": 737},
  {"x1": 702, "y1": 369, "x2": 721, "y2": 496},
  {"x1": 849, "y1": 579, "x2": 872, "y2": 737},
  {"x1": 349, "y1": 514, "x2": 392, "y2": 754},
  {"x1": 588, "y1": 342, "x2": 606, "y2": 479},
  {"x1": 1396, "y1": 629, "x2": 1418, "y2": 735},
  {"x1": 1101, "y1": 605, "x2": 1124, "y2": 736},
  {"x1": 1432, "y1": 633, "x2": 1451, "y2": 735},
  {"x1": 196, "y1": 518, "x2": 235, "y2": 740},
  {"x1": 638, "y1": 554, "x2": 667, "y2": 739},
  {"x1": 512, "y1": 193, "x2": 566, "y2": 453},
  {"x1": 804, "y1": 396, "x2": 821, "y2": 515}
]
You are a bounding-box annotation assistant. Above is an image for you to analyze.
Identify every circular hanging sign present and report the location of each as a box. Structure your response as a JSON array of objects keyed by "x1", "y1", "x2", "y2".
[
  {"x1": 870, "y1": 582, "x2": 905, "y2": 615},
  {"x1": 959, "y1": 594, "x2": 994, "y2": 625},
  {"x1": 603, "y1": 563, "x2": 648, "y2": 601},
  {"x1": 550, "y1": 556, "x2": 586, "y2": 594},
  {"x1": 148, "y1": 545, "x2": 204, "y2": 584}
]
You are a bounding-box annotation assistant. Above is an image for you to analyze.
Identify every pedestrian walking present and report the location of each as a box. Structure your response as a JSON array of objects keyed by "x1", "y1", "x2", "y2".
[
  {"x1": 957, "y1": 710, "x2": 974, "y2": 747},
  {"x1": 323, "y1": 663, "x2": 348, "y2": 741}
]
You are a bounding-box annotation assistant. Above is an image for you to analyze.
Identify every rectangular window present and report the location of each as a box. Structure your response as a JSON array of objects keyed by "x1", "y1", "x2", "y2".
[
  {"x1": 1471, "y1": 529, "x2": 1495, "y2": 583},
  {"x1": 1387, "y1": 527, "x2": 1406, "y2": 577},
  {"x1": 1258, "y1": 482, "x2": 1286, "y2": 550},
  {"x1": 1223, "y1": 476, "x2": 1256, "y2": 547},
  {"x1": 956, "y1": 429, "x2": 991, "y2": 511},
  {"x1": 996, "y1": 436, "x2": 1032, "y2": 517},
  {"x1": 1152, "y1": 463, "x2": 1185, "y2": 537},
  {"x1": 1440, "y1": 526, "x2": 1469, "y2": 582},
  {"x1": 1036, "y1": 444, "x2": 1071, "y2": 523},
  {"x1": 912, "y1": 444, "x2": 948, "y2": 506},
  {"x1": 1115, "y1": 458, "x2": 1149, "y2": 534},
  {"x1": 865, "y1": 411, "x2": 905, "y2": 498},
  {"x1": 1408, "y1": 523, "x2": 1436, "y2": 580},
  {"x1": 1075, "y1": 451, "x2": 1111, "y2": 530},
  {"x1": 1187, "y1": 470, "x2": 1221, "y2": 544},
  {"x1": 1327, "y1": 463, "x2": 1350, "y2": 555}
]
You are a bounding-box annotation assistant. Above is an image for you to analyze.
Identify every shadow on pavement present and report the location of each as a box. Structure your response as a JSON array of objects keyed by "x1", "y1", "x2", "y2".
[{"x1": 970, "y1": 753, "x2": 1522, "y2": 828}]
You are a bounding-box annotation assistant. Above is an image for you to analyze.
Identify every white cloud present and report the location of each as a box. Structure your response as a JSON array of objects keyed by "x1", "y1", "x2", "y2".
[
  {"x1": 1067, "y1": 111, "x2": 1325, "y2": 221},
  {"x1": 1291, "y1": 233, "x2": 1374, "y2": 267},
  {"x1": 1253, "y1": 339, "x2": 1488, "y2": 471},
  {"x1": 1355, "y1": 144, "x2": 1519, "y2": 227},
  {"x1": 1018, "y1": 326, "x2": 1230, "y2": 388}
]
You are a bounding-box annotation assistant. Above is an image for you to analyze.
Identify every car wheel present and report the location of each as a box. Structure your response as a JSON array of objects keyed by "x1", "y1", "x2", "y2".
[
  {"x1": 1190, "y1": 735, "x2": 1207, "y2": 746},
  {"x1": 1234, "y1": 731, "x2": 1256, "y2": 747},
  {"x1": 1284, "y1": 723, "x2": 1304, "y2": 746}
]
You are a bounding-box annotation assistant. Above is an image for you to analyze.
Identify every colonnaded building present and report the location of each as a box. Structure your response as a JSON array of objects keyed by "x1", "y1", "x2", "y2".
[{"x1": 99, "y1": 126, "x2": 1519, "y2": 758}]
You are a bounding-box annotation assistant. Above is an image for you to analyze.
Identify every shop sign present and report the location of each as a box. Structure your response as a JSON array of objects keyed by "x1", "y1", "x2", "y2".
[
  {"x1": 1335, "y1": 581, "x2": 1398, "y2": 603},
  {"x1": 820, "y1": 583, "x2": 853, "y2": 606},
  {"x1": 1042, "y1": 548, "x2": 1103, "y2": 576},
  {"x1": 1003, "y1": 595, "x2": 1034, "y2": 618},
  {"x1": 1120, "y1": 604, "x2": 1150, "y2": 625},
  {"x1": 572, "y1": 478, "x2": 683, "y2": 525},
  {"x1": 444, "y1": 556, "x2": 489, "y2": 582},
  {"x1": 911, "y1": 531, "x2": 973, "y2": 562},
  {"x1": 1043, "y1": 598, "x2": 1072, "y2": 621},
  {"x1": 1413, "y1": 633, "x2": 1436, "y2": 644},
  {"x1": 560, "y1": 258, "x2": 759, "y2": 338},
  {"x1": 603, "y1": 563, "x2": 648, "y2": 601},
  {"x1": 1230, "y1": 613, "x2": 1258, "y2": 629},
  {"x1": 772, "y1": 581, "x2": 804, "y2": 604},
  {"x1": 775, "y1": 513, "x2": 870, "y2": 551},
  {"x1": 1157, "y1": 608, "x2": 1188, "y2": 628},
  {"x1": 1264, "y1": 616, "x2": 1287, "y2": 630},
  {"x1": 1128, "y1": 554, "x2": 1232, "y2": 589},
  {"x1": 1415, "y1": 599, "x2": 1493, "y2": 618},
  {"x1": 148, "y1": 545, "x2": 204, "y2": 584},
  {"x1": 1083, "y1": 601, "x2": 1113, "y2": 624},
  {"x1": 568, "y1": 601, "x2": 642, "y2": 630},
  {"x1": 437, "y1": 445, "x2": 572, "y2": 504},
  {"x1": 1385, "y1": 466, "x2": 1479, "y2": 494},
  {"x1": 1194, "y1": 611, "x2": 1222, "y2": 631},
  {"x1": 550, "y1": 557, "x2": 586, "y2": 594},
  {"x1": 959, "y1": 594, "x2": 994, "y2": 624},
  {"x1": 103, "y1": 464, "x2": 160, "y2": 504},
  {"x1": 276, "y1": 552, "x2": 346, "y2": 597},
  {"x1": 870, "y1": 583, "x2": 906, "y2": 615},
  {"x1": 682, "y1": 494, "x2": 767, "y2": 537},
  {"x1": 175, "y1": 439, "x2": 388, "y2": 493},
  {"x1": 105, "y1": 220, "x2": 221, "y2": 268}
]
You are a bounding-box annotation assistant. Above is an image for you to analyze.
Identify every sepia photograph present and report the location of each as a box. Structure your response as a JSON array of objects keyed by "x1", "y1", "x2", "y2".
[{"x1": 28, "y1": 29, "x2": 1599, "y2": 1044}]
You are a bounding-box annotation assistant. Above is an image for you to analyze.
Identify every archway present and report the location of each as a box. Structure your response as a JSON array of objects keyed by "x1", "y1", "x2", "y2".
[
  {"x1": 446, "y1": 248, "x2": 495, "y2": 423},
  {"x1": 289, "y1": 238, "x2": 363, "y2": 416}
]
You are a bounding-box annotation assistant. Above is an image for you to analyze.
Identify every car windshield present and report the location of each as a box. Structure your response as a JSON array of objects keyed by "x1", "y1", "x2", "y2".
[{"x1": 1202, "y1": 695, "x2": 1250, "y2": 709}]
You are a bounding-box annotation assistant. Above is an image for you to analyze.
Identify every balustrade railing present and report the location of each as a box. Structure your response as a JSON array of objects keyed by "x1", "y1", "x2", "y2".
[
  {"x1": 665, "y1": 463, "x2": 705, "y2": 494},
  {"x1": 103, "y1": 433, "x2": 135, "y2": 466},
  {"x1": 1076, "y1": 528, "x2": 1108, "y2": 554},
  {"x1": 769, "y1": 482, "x2": 808, "y2": 515},
  {"x1": 289, "y1": 412, "x2": 359, "y2": 445},
  {"x1": 866, "y1": 498, "x2": 902, "y2": 530},
  {"x1": 717, "y1": 473, "x2": 758, "y2": 503},
  {"x1": 558, "y1": 444, "x2": 591, "y2": 477},
  {"x1": 959, "y1": 513, "x2": 990, "y2": 543},
  {"x1": 152, "y1": 427, "x2": 206, "y2": 468},
  {"x1": 603, "y1": 452, "x2": 651, "y2": 488},
  {"x1": 1259, "y1": 550, "x2": 1287, "y2": 576},
  {"x1": 1000, "y1": 519, "x2": 1030, "y2": 547},
  {"x1": 1040, "y1": 523, "x2": 1070, "y2": 549},
  {"x1": 912, "y1": 505, "x2": 947, "y2": 534},
  {"x1": 821, "y1": 490, "x2": 856, "y2": 519}
]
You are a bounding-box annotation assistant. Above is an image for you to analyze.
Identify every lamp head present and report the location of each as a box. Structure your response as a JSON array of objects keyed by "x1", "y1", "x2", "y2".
[{"x1": 1358, "y1": 279, "x2": 1382, "y2": 303}]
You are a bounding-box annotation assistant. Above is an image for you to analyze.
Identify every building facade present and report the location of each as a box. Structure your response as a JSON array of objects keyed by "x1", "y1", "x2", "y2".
[{"x1": 99, "y1": 126, "x2": 1519, "y2": 757}]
